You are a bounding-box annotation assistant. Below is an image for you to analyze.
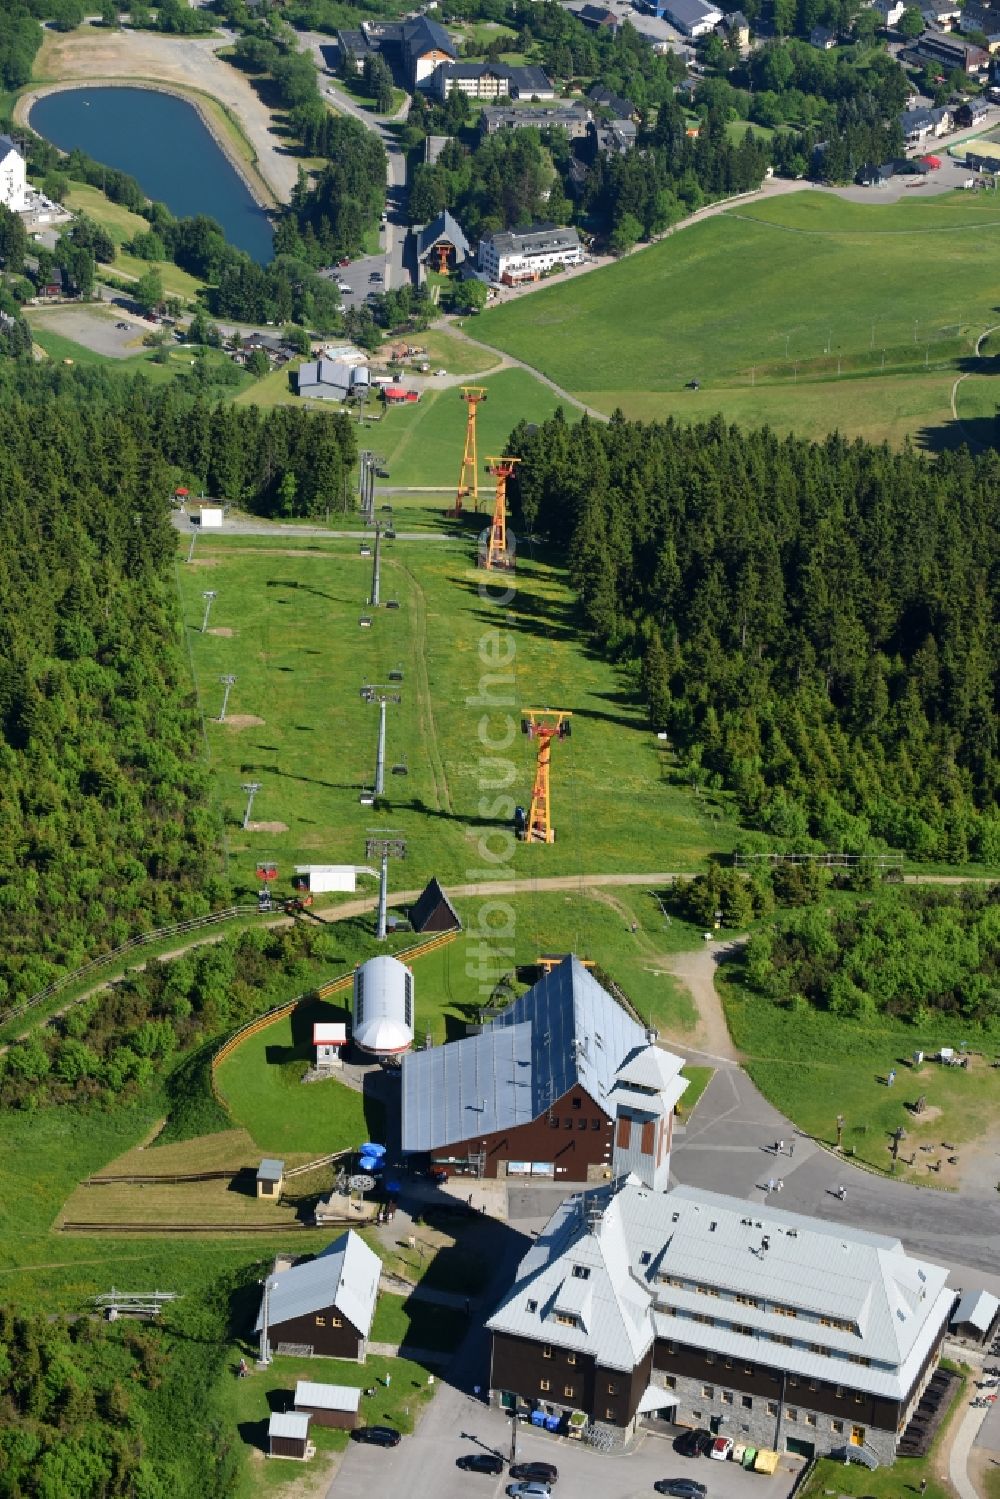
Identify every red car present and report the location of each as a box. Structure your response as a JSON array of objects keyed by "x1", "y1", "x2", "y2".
[{"x1": 338, "y1": 257, "x2": 351, "y2": 267}]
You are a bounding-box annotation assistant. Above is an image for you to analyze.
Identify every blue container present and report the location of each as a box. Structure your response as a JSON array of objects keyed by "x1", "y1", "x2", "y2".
[
  {"x1": 361, "y1": 1142, "x2": 386, "y2": 1157},
  {"x1": 530, "y1": 1411, "x2": 545, "y2": 1427},
  {"x1": 545, "y1": 1416, "x2": 561, "y2": 1432}
]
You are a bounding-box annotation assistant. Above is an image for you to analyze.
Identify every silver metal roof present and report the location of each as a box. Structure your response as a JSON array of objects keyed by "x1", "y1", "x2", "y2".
[
  {"x1": 402, "y1": 957, "x2": 649, "y2": 1151},
  {"x1": 269, "y1": 1412, "x2": 310, "y2": 1440},
  {"x1": 257, "y1": 1158, "x2": 285, "y2": 1181},
  {"x1": 294, "y1": 1380, "x2": 362, "y2": 1412},
  {"x1": 255, "y1": 1230, "x2": 381, "y2": 1336},
  {"x1": 489, "y1": 1178, "x2": 952, "y2": 1399},
  {"x1": 952, "y1": 1288, "x2": 998, "y2": 1332}
]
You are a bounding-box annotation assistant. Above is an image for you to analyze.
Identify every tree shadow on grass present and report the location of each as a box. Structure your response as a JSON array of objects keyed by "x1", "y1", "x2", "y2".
[{"x1": 914, "y1": 414, "x2": 998, "y2": 454}]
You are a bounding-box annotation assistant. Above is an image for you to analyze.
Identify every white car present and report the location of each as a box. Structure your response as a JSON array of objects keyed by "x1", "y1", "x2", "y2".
[
  {"x1": 337, "y1": 282, "x2": 351, "y2": 293},
  {"x1": 507, "y1": 1485, "x2": 551, "y2": 1499},
  {"x1": 435, "y1": 368, "x2": 447, "y2": 376},
  {"x1": 709, "y1": 1437, "x2": 733, "y2": 1461}
]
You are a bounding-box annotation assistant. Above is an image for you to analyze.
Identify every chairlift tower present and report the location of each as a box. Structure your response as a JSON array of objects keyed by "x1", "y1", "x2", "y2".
[
  {"x1": 520, "y1": 709, "x2": 573, "y2": 844},
  {"x1": 201, "y1": 589, "x2": 217, "y2": 633},
  {"x1": 241, "y1": 780, "x2": 261, "y2": 830},
  {"x1": 480, "y1": 456, "x2": 519, "y2": 571},
  {"x1": 218, "y1": 673, "x2": 237, "y2": 722},
  {"x1": 365, "y1": 831, "x2": 407, "y2": 940},
  {"x1": 361, "y1": 685, "x2": 402, "y2": 799},
  {"x1": 371, "y1": 522, "x2": 383, "y2": 608},
  {"x1": 448, "y1": 386, "x2": 487, "y2": 517}
]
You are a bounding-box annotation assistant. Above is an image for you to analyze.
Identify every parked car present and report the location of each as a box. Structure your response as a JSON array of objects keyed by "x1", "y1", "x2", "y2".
[
  {"x1": 352, "y1": 1425, "x2": 401, "y2": 1447},
  {"x1": 509, "y1": 1462, "x2": 558, "y2": 1484},
  {"x1": 458, "y1": 1454, "x2": 504, "y2": 1474},
  {"x1": 435, "y1": 368, "x2": 447, "y2": 375},
  {"x1": 709, "y1": 1437, "x2": 733, "y2": 1461},
  {"x1": 507, "y1": 1485, "x2": 551, "y2": 1499},
  {"x1": 115, "y1": 320, "x2": 130, "y2": 329},
  {"x1": 338, "y1": 282, "x2": 352, "y2": 293},
  {"x1": 674, "y1": 1428, "x2": 712, "y2": 1458},
  {"x1": 338, "y1": 257, "x2": 351, "y2": 267},
  {"x1": 370, "y1": 271, "x2": 383, "y2": 282},
  {"x1": 654, "y1": 1481, "x2": 707, "y2": 1498}
]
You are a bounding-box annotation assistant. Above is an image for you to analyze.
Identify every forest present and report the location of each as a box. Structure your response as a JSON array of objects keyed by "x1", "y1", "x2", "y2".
[
  {"x1": 0, "y1": 1303, "x2": 242, "y2": 1497},
  {"x1": 0, "y1": 379, "x2": 357, "y2": 1005},
  {"x1": 741, "y1": 885, "x2": 1000, "y2": 1026},
  {"x1": 511, "y1": 413, "x2": 1000, "y2": 864},
  {"x1": 0, "y1": 921, "x2": 337, "y2": 1112}
]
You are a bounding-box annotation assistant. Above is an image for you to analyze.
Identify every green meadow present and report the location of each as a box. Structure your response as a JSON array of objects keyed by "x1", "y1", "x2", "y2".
[
  {"x1": 175, "y1": 533, "x2": 737, "y2": 900},
  {"x1": 473, "y1": 189, "x2": 1000, "y2": 444}
]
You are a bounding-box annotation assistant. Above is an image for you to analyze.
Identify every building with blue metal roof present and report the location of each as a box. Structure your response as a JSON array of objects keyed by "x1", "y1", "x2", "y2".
[{"x1": 401, "y1": 956, "x2": 687, "y2": 1183}]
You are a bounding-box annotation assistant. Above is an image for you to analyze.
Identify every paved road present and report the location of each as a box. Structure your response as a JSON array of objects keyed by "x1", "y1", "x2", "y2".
[{"x1": 298, "y1": 31, "x2": 413, "y2": 291}]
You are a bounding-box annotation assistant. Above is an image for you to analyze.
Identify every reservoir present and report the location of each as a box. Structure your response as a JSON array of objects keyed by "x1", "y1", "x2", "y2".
[{"x1": 31, "y1": 86, "x2": 274, "y2": 263}]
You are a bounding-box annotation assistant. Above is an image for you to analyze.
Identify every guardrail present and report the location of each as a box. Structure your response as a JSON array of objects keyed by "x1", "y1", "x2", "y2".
[{"x1": 3, "y1": 905, "x2": 261, "y2": 1028}]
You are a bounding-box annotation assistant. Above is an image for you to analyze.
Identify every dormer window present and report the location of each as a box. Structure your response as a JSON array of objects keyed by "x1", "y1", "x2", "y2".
[
  {"x1": 640, "y1": 1251, "x2": 651, "y2": 1266},
  {"x1": 527, "y1": 1299, "x2": 538, "y2": 1313},
  {"x1": 554, "y1": 1313, "x2": 578, "y2": 1328},
  {"x1": 572, "y1": 1266, "x2": 591, "y2": 1281}
]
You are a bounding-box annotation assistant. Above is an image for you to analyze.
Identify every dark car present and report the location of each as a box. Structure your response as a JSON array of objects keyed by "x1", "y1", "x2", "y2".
[
  {"x1": 509, "y1": 1462, "x2": 558, "y2": 1484},
  {"x1": 352, "y1": 1425, "x2": 401, "y2": 1447},
  {"x1": 458, "y1": 1454, "x2": 505, "y2": 1474},
  {"x1": 674, "y1": 1428, "x2": 712, "y2": 1458},
  {"x1": 654, "y1": 1481, "x2": 707, "y2": 1498}
]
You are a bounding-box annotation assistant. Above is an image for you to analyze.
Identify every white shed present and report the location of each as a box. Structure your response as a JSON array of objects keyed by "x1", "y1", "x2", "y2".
[
  {"x1": 294, "y1": 865, "x2": 359, "y2": 894},
  {"x1": 194, "y1": 506, "x2": 224, "y2": 527},
  {"x1": 352, "y1": 955, "x2": 414, "y2": 1058},
  {"x1": 314, "y1": 1021, "x2": 347, "y2": 1068}
]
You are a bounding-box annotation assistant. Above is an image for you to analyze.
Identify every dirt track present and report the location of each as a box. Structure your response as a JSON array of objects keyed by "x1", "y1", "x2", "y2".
[{"x1": 21, "y1": 28, "x2": 295, "y2": 203}]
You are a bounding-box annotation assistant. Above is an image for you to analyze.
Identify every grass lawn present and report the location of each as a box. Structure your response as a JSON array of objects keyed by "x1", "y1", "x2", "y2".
[
  {"x1": 370, "y1": 1292, "x2": 468, "y2": 1350},
  {"x1": 722, "y1": 956, "x2": 1000, "y2": 1182},
  {"x1": 215, "y1": 998, "x2": 388, "y2": 1155},
  {"x1": 175, "y1": 535, "x2": 738, "y2": 899},
  {"x1": 474, "y1": 189, "x2": 1000, "y2": 444},
  {"x1": 374, "y1": 367, "x2": 571, "y2": 487},
  {"x1": 219, "y1": 1348, "x2": 438, "y2": 1493},
  {"x1": 233, "y1": 360, "x2": 301, "y2": 407},
  {"x1": 65, "y1": 180, "x2": 148, "y2": 243},
  {"x1": 409, "y1": 325, "x2": 503, "y2": 376},
  {"x1": 678, "y1": 1064, "x2": 714, "y2": 1116}
]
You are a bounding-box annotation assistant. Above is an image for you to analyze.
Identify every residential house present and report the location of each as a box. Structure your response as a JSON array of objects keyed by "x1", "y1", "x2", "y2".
[
  {"x1": 809, "y1": 23, "x2": 838, "y2": 47},
  {"x1": 657, "y1": 0, "x2": 724, "y2": 35},
  {"x1": 899, "y1": 103, "x2": 954, "y2": 142},
  {"x1": 0, "y1": 135, "x2": 27, "y2": 213},
  {"x1": 256, "y1": 1231, "x2": 382, "y2": 1361},
  {"x1": 717, "y1": 10, "x2": 751, "y2": 53},
  {"x1": 871, "y1": 0, "x2": 907, "y2": 25},
  {"x1": 480, "y1": 103, "x2": 593, "y2": 138},
  {"x1": 956, "y1": 95, "x2": 991, "y2": 125},
  {"x1": 435, "y1": 62, "x2": 554, "y2": 100},
  {"x1": 402, "y1": 954, "x2": 688, "y2": 1179},
  {"x1": 487, "y1": 1178, "x2": 954, "y2": 1462},
  {"x1": 589, "y1": 118, "x2": 638, "y2": 155},
  {"x1": 920, "y1": 0, "x2": 961, "y2": 26},
  {"x1": 576, "y1": 3, "x2": 623, "y2": 28},
  {"x1": 588, "y1": 83, "x2": 639, "y2": 118},
  {"x1": 336, "y1": 27, "x2": 376, "y2": 71}
]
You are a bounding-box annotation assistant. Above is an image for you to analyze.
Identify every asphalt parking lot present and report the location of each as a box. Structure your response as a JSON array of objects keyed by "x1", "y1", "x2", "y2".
[
  {"x1": 323, "y1": 247, "x2": 388, "y2": 310},
  {"x1": 329, "y1": 1394, "x2": 804, "y2": 1499}
]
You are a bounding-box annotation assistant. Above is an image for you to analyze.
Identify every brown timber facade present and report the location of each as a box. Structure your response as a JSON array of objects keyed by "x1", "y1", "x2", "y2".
[
  {"x1": 271, "y1": 1307, "x2": 365, "y2": 1360},
  {"x1": 491, "y1": 1330, "x2": 653, "y2": 1432},
  {"x1": 431, "y1": 1084, "x2": 614, "y2": 1181}
]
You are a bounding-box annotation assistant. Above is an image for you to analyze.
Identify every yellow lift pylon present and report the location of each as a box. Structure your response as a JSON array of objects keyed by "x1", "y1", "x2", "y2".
[
  {"x1": 481, "y1": 454, "x2": 519, "y2": 570},
  {"x1": 448, "y1": 386, "x2": 487, "y2": 518},
  {"x1": 519, "y1": 709, "x2": 573, "y2": 843}
]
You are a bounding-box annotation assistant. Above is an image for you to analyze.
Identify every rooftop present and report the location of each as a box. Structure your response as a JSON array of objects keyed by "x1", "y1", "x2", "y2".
[
  {"x1": 294, "y1": 1380, "x2": 362, "y2": 1412},
  {"x1": 402, "y1": 955, "x2": 647, "y2": 1151},
  {"x1": 489, "y1": 1178, "x2": 953, "y2": 1397},
  {"x1": 416, "y1": 209, "x2": 471, "y2": 260},
  {"x1": 256, "y1": 1231, "x2": 381, "y2": 1335},
  {"x1": 257, "y1": 1158, "x2": 285, "y2": 1181}
]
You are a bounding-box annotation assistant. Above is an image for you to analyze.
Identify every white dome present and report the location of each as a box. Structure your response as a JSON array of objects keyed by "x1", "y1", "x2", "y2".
[{"x1": 353, "y1": 955, "x2": 414, "y2": 1057}]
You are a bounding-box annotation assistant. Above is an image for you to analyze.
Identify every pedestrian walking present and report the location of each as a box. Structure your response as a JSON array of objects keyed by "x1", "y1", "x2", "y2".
[
  {"x1": 838, "y1": 1185, "x2": 847, "y2": 1201},
  {"x1": 887, "y1": 1069, "x2": 896, "y2": 1087},
  {"x1": 767, "y1": 1178, "x2": 775, "y2": 1193},
  {"x1": 384, "y1": 1373, "x2": 392, "y2": 1388},
  {"x1": 776, "y1": 1178, "x2": 784, "y2": 1192},
  {"x1": 778, "y1": 1139, "x2": 785, "y2": 1154},
  {"x1": 789, "y1": 1140, "x2": 795, "y2": 1158},
  {"x1": 474, "y1": 1384, "x2": 481, "y2": 1400},
  {"x1": 919, "y1": 1480, "x2": 928, "y2": 1495}
]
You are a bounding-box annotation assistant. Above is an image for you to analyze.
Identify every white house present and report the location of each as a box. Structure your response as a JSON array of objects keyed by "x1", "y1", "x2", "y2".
[
  {"x1": 479, "y1": 223, "x2": 584, "y2": 285},
  {"x1": 872, "y1": 0, "x2": 906, "y2": 27},
  {"x1": 0, "y1": 136, "x2": 27, "y2": 213}
]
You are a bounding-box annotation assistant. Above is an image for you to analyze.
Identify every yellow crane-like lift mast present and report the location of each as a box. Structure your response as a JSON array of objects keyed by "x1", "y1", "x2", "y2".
[
  {"x1": 481, "y1": 455, "x2": 519, "y2": 570},
  {"x1": 520, "y1": 710, "x2": 573, "y2": 843},
  {"x1": 448, "y1": 386, "x2": 487, "y2": 517}
]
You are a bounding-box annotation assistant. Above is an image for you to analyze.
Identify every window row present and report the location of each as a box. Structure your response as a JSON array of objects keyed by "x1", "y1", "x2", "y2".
[
  {"x1": 549, "y1": 1117, "x2": 602, "y2": 1131},
  {"x1": 315, "y1": 1315, "x2": 343, "y2": 1327}
]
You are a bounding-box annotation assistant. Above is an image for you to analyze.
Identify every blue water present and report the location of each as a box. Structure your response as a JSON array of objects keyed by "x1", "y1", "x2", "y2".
[{"x1": 31, "y1": 86, "x2": 274, "y2": 263}]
